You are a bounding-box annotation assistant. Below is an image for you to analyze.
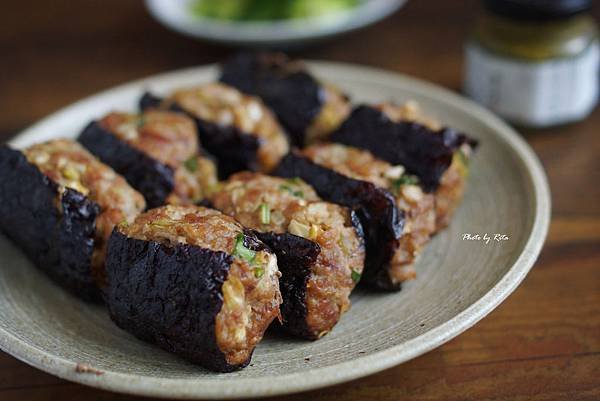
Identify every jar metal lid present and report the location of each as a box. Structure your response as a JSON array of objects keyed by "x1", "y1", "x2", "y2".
[{"x1": 483, "y1": 0, "x2": 592, "y2": 20}]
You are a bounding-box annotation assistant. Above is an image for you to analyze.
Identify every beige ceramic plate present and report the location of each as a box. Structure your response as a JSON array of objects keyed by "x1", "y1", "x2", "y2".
[{"x1": 0, "y1": 62, "x2": 550, "y2": 399}]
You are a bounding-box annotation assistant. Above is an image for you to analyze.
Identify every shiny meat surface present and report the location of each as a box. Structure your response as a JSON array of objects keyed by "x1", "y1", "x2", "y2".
[
  {"x1": 294, "y1": 201, "x2": 365, "y2": 336},
  {"x1": 303, "y1": 143, "x2": 392, "y2": 187},
  {"x1": 122, "y1": 205, "x2": 245, "y2": 251},
  {"x1": 301, "y1": 143, "x2": 436, "y2": 286},
  {"x1": 24, "y1": 139, "x2": 145, "y2": 283},
  {"x1": 210, "y1": 172, "x2": 319, "y2": 232},
  {"x1": 166, "y1": 83, "x2": 289, "y2": 172},
  {"x1": 100, "y1": 110, "x2": 218, "y2": 204},
  {"x1": 210, "y1": 172, "x2": 365, "y2": 338},
  {"x1": 100, "y1": 109, "x2": 197, "y2": 167},
  {"x1": 120, "y1": 205, "x2": 281, "y2": 365}
]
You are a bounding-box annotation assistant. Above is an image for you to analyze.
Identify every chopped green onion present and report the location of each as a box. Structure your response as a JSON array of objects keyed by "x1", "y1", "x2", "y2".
[
  {"x1": 351, "y1": 270, "x2": 361, "y2": 283},
  {"x1": 184, "y1": 157, "x2": 198, "y2": 173},
  {"x1": 136, "y1": 117, "x2": 146, "y2": 127},
  {"x1": 254, "y1": 266, "x2": 265, "y2": 279},
  {"x1": 232, "y1": 233, "x2": 256, "y2": 263},
  {"x1": 279, "y1": 184, "x2": 304, "y2": 198},
  {"x1": 392, "y1": 174, "x2": 419, "y2": 188},
  {"x1": 258, "y1": 203, "x2": 270, "y2": 225},
  {"x1": 149, "y1": 219, "x2": 171, "y2": 228}
]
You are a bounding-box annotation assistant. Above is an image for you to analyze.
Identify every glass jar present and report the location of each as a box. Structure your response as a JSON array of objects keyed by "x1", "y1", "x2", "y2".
[{"x1": 464, "y1": 0, "x2": 598, "y2": 127}]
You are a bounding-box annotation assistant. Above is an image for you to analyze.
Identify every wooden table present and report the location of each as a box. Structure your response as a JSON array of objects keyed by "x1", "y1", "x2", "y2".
[{"x1": 1, "y1": 1, "x2": 598, "y2": 400}]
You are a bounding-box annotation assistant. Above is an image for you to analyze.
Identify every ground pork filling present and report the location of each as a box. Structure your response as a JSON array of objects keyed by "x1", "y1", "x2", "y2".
[
  {"x1": 164, "y1": 83, "x2": 289, "y2": 172},
  {"x1": 302, "y1": 143, "x2": 436, "y2": 286},
  {"x1": 293, "y1": 202, "x2": 364, "y2": 337},
  {"x1": 434, "y1": 143, "x2": 471, "y2": 231},
  {"x1": 99, "y1": 110, "x2": 218, "y2": 204},
  {"x1": 305, "y1": 84, "x2": 351, "y2": 145},
  {"x1": 24, "y1": 139, "x2": 146, "y2": 285},
  {"x1": 119, "y1": 205, "x2": 281, "y2": 366},
  {"x1": 210, "y1": 172, "x2": 365, "y2": 338},
  {"x1": 373, "y1": 101, "x2": 474, "y2": 233}
]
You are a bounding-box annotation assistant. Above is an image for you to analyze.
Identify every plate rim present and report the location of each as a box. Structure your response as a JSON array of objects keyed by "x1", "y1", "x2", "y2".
[{"x1": 0, "y1": 61, "x2": 551, "y2": 399}]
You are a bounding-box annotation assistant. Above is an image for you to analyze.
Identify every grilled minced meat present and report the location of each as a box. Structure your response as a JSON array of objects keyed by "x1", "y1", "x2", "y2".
[
  {"x1": 296, "y1": 143, "x2": 435, "y2": 286},
  {"x1": 220, "y1": 52, "x2": 351, "y2": 146},
  {"x1": 0, "y1": 139, "x2": 145, "y2": 300},
  {"x1": 210, "y1": 172, "x2": 365, "y2": 339},
  {"x1": 24, "y1": 139, "x2": 146, "y2": 285},
  {"x1": 140, "y1": 82, "x2": 289, "y2": 178},
  {"x1": 80, "y1": 109, "x2": 218, "y2": 207},
  {"x1": 105, "y1": 205, "x2": 281, "y2": 372},
  {"x1": 374, "y1": 101, "x2": 474, "y2": 230},
  {"x1": 331, "y1": 101, "x2": 477, "y2": 231}
]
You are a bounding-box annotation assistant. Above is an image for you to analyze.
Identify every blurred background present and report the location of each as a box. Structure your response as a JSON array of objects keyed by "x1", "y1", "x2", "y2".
[{"x1": 0, "y1": 1, "x2": 599, "y2": 400}]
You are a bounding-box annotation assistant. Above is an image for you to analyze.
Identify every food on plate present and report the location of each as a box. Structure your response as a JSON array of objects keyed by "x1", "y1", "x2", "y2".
[
  {"x1": 104, "y1": 205, "x2": 282, "y2": 372},
  {"x1": 190, "y1": 0, "x2": 359, "y2": 21},
  {"x1": 79, "y1": 109, "x2": 218, "y2": 208},
  {"x1": 300, "y1": 143, "x2": 437, "y2": 284},
  {"x1": 209, "y1": 172, "x2": 365, "y2": 339},
  {"x1": 330, "y1": 102, "x2": 478, "y2": 230},
  {"x1": 0, "y1": 51, "x2": 481, "y2": 374},
  {"x1": 275, "y1": 146, "x2": 411, "y2": 290},
  {"x1": 0, "y1": 139, "x2": 145, "y2": 301},
  {"x1": 139, "y1": 83, "x2": 289, "y2": 178},
  {"x1": 220, "y1": 52, "x2": 351, "y2": 146}
]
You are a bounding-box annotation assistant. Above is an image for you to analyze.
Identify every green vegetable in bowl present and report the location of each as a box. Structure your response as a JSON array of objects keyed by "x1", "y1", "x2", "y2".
[
  {"x1": 190, "y1": 0, "x2": 359, "y2": 21},
  {"x1": 288, "y1": 0, "x2": 358, "y2": 19}
]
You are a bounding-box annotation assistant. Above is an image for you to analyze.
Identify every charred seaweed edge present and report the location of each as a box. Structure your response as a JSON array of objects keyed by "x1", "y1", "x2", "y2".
[
  {"x1": 330, "y1": 105, "x2": 479, "y2": 192},
  {"x1": 0, "y1": 145, "x2": 101, "y2": 301},
  {"x1": 274, "y1": 151, "x2": 405, "y2": 291},
  {"x1": 254, "y1": 231, "x2": 320, "y2": 339},
  {"x1": 104, "y1": 229, "x2": 256, "y2": 372},
  {"x1": 220, "y1": 52, "x2": 326, "y2": 147},
  {"x1": 78, "y1": 121, "x2": 174, "y2": 208},
  {"x1": 139, "y1": 92, "x2": 262, "y2": 179}
]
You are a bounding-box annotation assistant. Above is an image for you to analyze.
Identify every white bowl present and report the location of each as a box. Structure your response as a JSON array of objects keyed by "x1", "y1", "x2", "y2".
[{"x1": 145, "y1": 0, "x2": 407, "y2": 47}]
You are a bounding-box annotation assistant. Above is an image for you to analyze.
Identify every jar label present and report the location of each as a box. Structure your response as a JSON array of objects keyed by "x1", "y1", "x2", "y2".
[{"x1": 464, "y1": 42, "x2": 599, "y2": 126}]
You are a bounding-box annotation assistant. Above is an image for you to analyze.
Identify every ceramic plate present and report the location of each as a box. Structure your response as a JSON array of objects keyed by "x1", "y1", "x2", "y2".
[
  {"x1": 0, "y1": 62, "x2": 550, "y2": 399},
  {"x1": 145, "y1": 0, "x2": 407, "y2": 47}
]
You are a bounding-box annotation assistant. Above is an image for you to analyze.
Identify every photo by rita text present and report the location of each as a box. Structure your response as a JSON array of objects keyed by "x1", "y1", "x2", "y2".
[{"x1": 462, "y1": 233, "x2": 509, "y2": 245}]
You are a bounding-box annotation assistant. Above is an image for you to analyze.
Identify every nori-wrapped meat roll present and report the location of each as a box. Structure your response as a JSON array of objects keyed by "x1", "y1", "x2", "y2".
[
  {"x1": 79, "y1": 110, "x2": 218, "y2": 208},
  {"x1": 209, "y1": 172, "x2": 365, "y2": 339},
  {"x1": 275, "y1": 143, "x2": 437, "y2": 290},
  {"x1": 330, "y1": 102, "x2": 478, "y2": 230},
  {"x1": 104, "y1": 205, "x2": 282, "y2": 372},
  {"x1": 220, "y1": 52, "x2": 351, "y2": 146},
  {"x1": 0, "y1": 139, "x2": 145, "y2": 301},
  {"x1": 139, "y1": 82, "x2": 289, "y2": 178}
]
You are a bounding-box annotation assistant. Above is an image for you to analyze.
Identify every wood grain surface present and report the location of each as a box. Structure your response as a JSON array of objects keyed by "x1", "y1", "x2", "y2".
[{"x1": 0, "y1": 1, "x2": 598, "y2": 400}]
